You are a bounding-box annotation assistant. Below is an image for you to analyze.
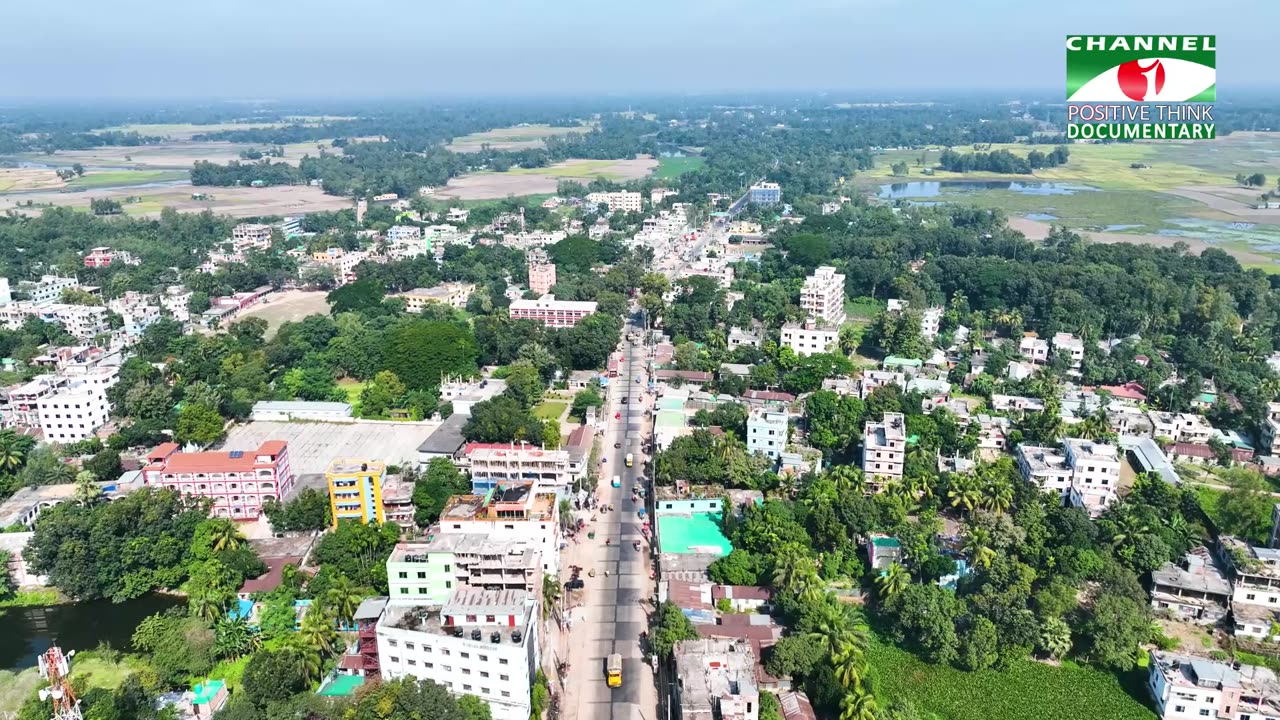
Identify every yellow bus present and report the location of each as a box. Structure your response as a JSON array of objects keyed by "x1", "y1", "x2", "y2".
[
  {"x1": 607, "y1": 653, "x2": 622, "y2": 688},
  {"x1": 625, "y1": 453, "x2": 634, "y2": 468}
]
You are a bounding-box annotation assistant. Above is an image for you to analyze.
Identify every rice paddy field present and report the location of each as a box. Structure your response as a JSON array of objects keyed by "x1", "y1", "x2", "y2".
[
  {"x1": 445, "y1": 123, "x2": 593, "y2": 152},
  {"x1": 654, "y1": 156, "x2": 706, "y2": 179}
]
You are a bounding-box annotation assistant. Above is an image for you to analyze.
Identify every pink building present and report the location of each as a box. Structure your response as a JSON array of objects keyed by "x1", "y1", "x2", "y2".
[
  {"x1": 508, "y1": 294, "x2": 597, "y2": 328},
  {"x1": 83, "y1": 247, "x2": 116, "y2": 268},
  {"x1": 528, "y1": 261, "x2": 557, "y2": 296},
  {"x1": 143, "y1": 441, "x2": 294, "y2": 520}
]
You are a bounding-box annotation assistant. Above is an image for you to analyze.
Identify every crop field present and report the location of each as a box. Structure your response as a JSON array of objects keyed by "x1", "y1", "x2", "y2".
[
  {"x1": 0, "y1": 183, "x2": 353, "y2": 219},
  {"x1": 97, "y1": 121, "x2": 296, "y2": 140},
  {"x1": 0, "y1": 167, "x2": 64, "y2": 192},
  {"x1": 654, "y1": 156, "x2": 706, "y2": 179},
  {"x1": 65, "y1": 169, "x2": 188, "y2": 189},
  {"x1": 21, "y1": 139, "x2": 336, "y2": 171},
  {"x1": 446, "y1": 123, "x2": 592, "y2": 152},
  {"x1": 434, "y1": 157, "x2": 659, "y2": 200},
  {"x1": 867, "y1": 635, "x2": 1155, "y2": 720}
]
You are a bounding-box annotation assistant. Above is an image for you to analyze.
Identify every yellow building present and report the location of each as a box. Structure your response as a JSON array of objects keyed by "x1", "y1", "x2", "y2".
[{"x1": 326, "y1": 458, "x2": 386, "y2": 527}]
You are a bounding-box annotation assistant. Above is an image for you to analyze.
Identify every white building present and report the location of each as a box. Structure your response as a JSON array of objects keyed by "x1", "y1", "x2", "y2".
[
  {"x1": 1016, "y1": 438, "x2": 1120, "y2": 514},
  {"x1": 1148, "y1": 412, "x2": 1216, "y2": 444},
  {"x1": 920, "y1": 306, "x2": 944, "y2": 339},
  {"x1": 747, "y1": 408, "x2": 787, "y2": 460},
  {"x1": 231, "y1": 223, "x2": 273, "y2": 251},
  {"x1": 1218, "y1": 536, "x2": 1280, "y2": 642},
  {"x1": 377, "y1": 589, "x2": 539, "y2": 720},
  {"x1": 386, "y1": 537, "x2": 542, "y2": 606},
  {"x1": 1052, "y1": 332, "x2": 1085, "y2": 367},
  {"x1": 160, "y1": 286, "x2": 193, "y2": 322},
  {"x1": 36, "y1": 366, "x2": 118, "y2": 443},
  {"x1": 1019, "y1": 336, "x2": 1050, "y2": 363},
  {"x1": 681, "y1": 259, "x2": 734, "y2": 289},
  {"x1": 463, "y1": 443, "x2": 578, "y2": 497},
  {"x1": 51, "y1": 305, "x2": 109, "y2": 339},
  {"x1": 1147, "y1": 650, "x2": 1280, "y2": 720},
  {"x1": 387, "y1": 225, "x2": 422, "y2": 245},
  {"x1": 584, "y1": 191, "x2": 642, "y2": 213},
  {"x1": 1263, "y1": 402, "x2": 1280, "y2": 456},
  {"x1": 781, "y1": 318, "x2": 838, "y2": 357},
  {"x1": 858, "y1": 370, "x2": 905, "y2": 400},
  {"x1": 433, "y1": 484, "x2": 560, "y2": 575},
  {"x1": 863, "y1": 412, "x2": 906, "y2": 490},
  {"x1": 20, "y1": 275, "x2": 80, "y2": 306},
  {"x1": 120, "y1": 304, "x2": 161, "y2": 337},
  {"x1": 675, "y1": 638, "x2": 760, "y2": 720},
  {"x1": 800, "y1": 266, "x2": 846, "y2": 326}
]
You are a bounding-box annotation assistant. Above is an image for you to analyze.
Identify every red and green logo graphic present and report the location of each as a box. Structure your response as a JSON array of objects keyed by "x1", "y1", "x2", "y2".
[{"x1": 1067, "y1": 36, "x2": 1215, "y2": 102}]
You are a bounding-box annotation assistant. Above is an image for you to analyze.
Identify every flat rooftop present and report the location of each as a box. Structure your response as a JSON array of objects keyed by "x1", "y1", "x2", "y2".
[
  {"x1": 658, "y1": 512, "x2": 732, "y2": 556},
  {"x1": 221, "y1": 420, "x2": 439, "y2": 480}
]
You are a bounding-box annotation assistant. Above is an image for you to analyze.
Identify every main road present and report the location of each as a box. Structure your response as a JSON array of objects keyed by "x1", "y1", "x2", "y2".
[{"x1": 563, "y1": 308, "x2": 657, "y2": 720}]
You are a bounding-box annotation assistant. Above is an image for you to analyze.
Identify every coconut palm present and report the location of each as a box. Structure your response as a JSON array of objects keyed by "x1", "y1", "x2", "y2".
[
  {"x1": 839, "y1": 688, "x2": 878, "y2": 720},
  {"x1": 772, "y1": 549, "x2": 818, "y2": 598},
  {"x1": 905, "y1": 472, "x2": 933, "y2": 500},
  {"x1": 947, "y1": 474, "x2": 982, "y2": 514},
  {"x1": 287, "y1": 637, "x2": 323, "y2": 686},
  {"x1": 326, "y1": 574, "x2": 362, "y2": 627},
  {"x1": 1109, "y1": 511, "x2": 1151, "y2": 551},
  {"x1": 73, "y1": 470, "x2": 101, "y2": 506},
  {"x1": 542, "y1": 573, "x2": 561, "y2": 620},
  {"x1": 980, "y1": 476, "x2": 1014, "y2": 515},
  {"x1": 0, "y1": 432, "x2": 29, "y2": 472},
  {"x1": 298, "y1": 606, "x2": 338, "y2": 657},
  {"x1": 206, "y1": 518, "x2": 244, "y2": 552},
  {"x1": 1039, "y1": 616, "x2": 1073, "y2": 659},
  {"x1": 964, "y1": 527, "x2": 997, "y2": 569},
  {"x1": 828, "y1": 465, "x2": 864, "y2": 497},
  {"x1": 875, "y1": 562, "x2": 910, "y2": 599},
  {"x1": 804, "y1": 602, "x2": 855, "y2": 656},
  {"x1": 832, "y1": 640, "x2": 868, "y2": 690},
  {"x1": 188, "y1": 584, "x2": 228, "y2": 623}
]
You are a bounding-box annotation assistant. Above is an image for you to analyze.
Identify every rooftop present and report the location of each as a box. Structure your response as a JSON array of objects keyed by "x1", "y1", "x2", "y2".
[
  {"x1": 417, "y1": 413, "x2": 469, "y2": 456},
  {"x1": 327, "y1": 458, "x2": 386, "y2": 476},
  {"x1": 675, "y1": 638, "x2": 760, "y2": 716},
  {"x1": 145, "y1": 441, "x2": 287, "y2": 473},
  {"x1": 378, "y1": 589, "x2": 534, "y2": 640},
  {"x1": 1152, "y1": 547, "x2": 1231, "y2": 597}
]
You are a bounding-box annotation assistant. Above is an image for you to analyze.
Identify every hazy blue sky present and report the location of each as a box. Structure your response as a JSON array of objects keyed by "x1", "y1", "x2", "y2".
[{"x1": 7, "y1": 0, "x2": 1275, "y2": 99}]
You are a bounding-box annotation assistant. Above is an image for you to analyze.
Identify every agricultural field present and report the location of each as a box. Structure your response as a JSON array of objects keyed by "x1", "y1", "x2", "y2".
[
  {"x1": 18, "y1": 139, "x2": 337, "y2": 171},
  {"x1": 434, "y1": 157, "x2": 659, "y2": 200},
  {"x1": 65, "y1": 169, "x2": 188, "y2": 189},
  {"x1": 867, "y1": 635, "x2": 1155, "y2": 720},
  {"x1": 0, "y1": 183, "x2": 353, "y2": 219},
  {"x1": 96, "y1": 121, "x2": 295, "y2": 140},
  {"x1": 445, "y1": 123, "x2": 593, "y2": 152},
  {"x1": 654, "y1": 155, "x2": 706, "y2": 179},
  {"x1": 0, "y1": 167, "x2": 65, "y2": 192}
]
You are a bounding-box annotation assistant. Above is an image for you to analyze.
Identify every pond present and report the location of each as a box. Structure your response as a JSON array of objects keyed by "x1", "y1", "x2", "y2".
[
  {"x1": 0, "y1": 595, "x2": 186, "y2": 671},
  {"x1": 877, "y1": 180, "x2": 1101, "y2": 199}
]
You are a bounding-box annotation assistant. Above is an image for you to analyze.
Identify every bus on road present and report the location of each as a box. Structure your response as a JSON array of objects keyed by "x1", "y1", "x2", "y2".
[{"x1": 606, "y1": 653, "x2": 622, "y2": 688}]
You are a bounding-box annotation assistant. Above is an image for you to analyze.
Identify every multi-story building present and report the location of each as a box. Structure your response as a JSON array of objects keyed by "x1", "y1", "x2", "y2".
[
  {"x1": 231, "y1": 223, "x2": 273, "y2": 251},
  {"x1": 748, "y1": 181, "x2": 781, "y2": 206},
  {"x1": 381, "y1": 474, "x2": 416, "y2": 528},
  {"x1": 1019, "y1": 336, "x2": 1050, "y2": 363},
  {"x1": 327, "y1": 459, "x2": 386, "y2": 527},
  {"x1": 52, "y1": 305, "x2": 109, "y2": 339},
  {"x1": 747, "y1": 408, "x2": 787, "y2": 460},
  {"x1": 800, "y1": 266, "x2": 846, "y2": 326},
  {"x1": 142, "y1": 441, "x2": 294, "y2": 520},
  {"x1": 862, "y1": 413, "x2": 906, "y2": 490},
  {"x1": 1262, "y1": 403, "x2": 1280, "y2": 456},
  {"x1": 1219, "y1": 536, "x2": 1280, "y2": 642},
  {"x1": 280, "y1": 216, "x2": 303, "y2": 237},
  {"x1": 463, "y1": 443, "x2": 576, "y2": 496},
  {"x1": 35, "y1": 366, "x2": 118, "y2": 443},
  {"x1": 160, "y1": 286, "x2": 193, "y2": 322},
  {"x1": 399, "y1": 283, "x2": 476, "y2": 312},
  {"x1": 20, "y1": 275, "x2": 80, "y2": 306},
  {"x1": 858, "y1": 370, "x2": 905, "y2": 400},
  {"x1": 376, "y1": 589, "x2": 539, "y2": 720},
  {"x1": 508, "y1": 295, "x2": 597, "y2": 328},
  {"x1": 4, "y1": 375, "x2": 66, "y2": 429},
  {"x1": 584, "y1": 191, "x2": 642, "y2": 213},
  {"x1": 527, "y1": 256, "x2": 557, "y2": 297},
  {"x1": 728, "y1": 327, "x2": 761, "y2": 349},
  {"x1": 83, "y1": 246, "x2": 119, "y2": 268},
  {"x1": 674, "y1": 638, "x2": 760, "y2": 720},
  {"x1": 386, "y1": 225, "x2": 422, "y2": 245},
  {"x1": 387, "y1": 537, "x2": 542, "y2": 605},
  {"x1": 682, "y1": 258, "x2": 734, "y2": 289},
  {"x1": 119, "y1": 304, "x2": 161, "y2": 337},
  {"x1": 1147, "y1": 650, "x2": 1280, "y2": 720},
  {"x1": 1016, "y1": 438, "x2": 1120, "y2": 514},
  {"x1": 1150, "y1": 547, "x2": 1231, "y2": 626},
  {"x1": 780, "y1": 318, "x2": 838, "y2": 357},
  {"x1": 975, "y1": 414, "x2": 1012, "y2": 460},
  {"x1": 1052, "y1": 332, "x2": 1085, "y2": 367},
  {"x1": 432, "y1": 484, "x2": 560, "y2": 575},
  {"x1": 1149, "y1": 412, "x2": 1216, "y2": 444},
  {"x1": 920, "y1": 306, "x2": 944, "y2": 338}
]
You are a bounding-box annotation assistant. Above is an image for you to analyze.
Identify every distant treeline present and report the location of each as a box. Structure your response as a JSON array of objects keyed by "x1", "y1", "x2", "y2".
[{"x1": 938, "y1": 145, "x2": 1069, "y2": 174}]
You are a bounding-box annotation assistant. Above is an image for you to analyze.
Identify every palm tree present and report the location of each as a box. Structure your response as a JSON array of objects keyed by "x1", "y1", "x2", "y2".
[
  {"x1": 1039, "y1": 616, "x2": 1073, "y2": 659},
  {"x1": 964, "y1": 527, "x2": 997, "y2": 570},
  {"x1": 0, "y1": 432, "x2": 28, "y2": 472},
  {"x1": 948, "y1": 474, "x2": 982, "y2": 514},
  {"x1": 326, "y1": 574, "x2": 362, "y2": 627},
  {"x1": 828, "y1": 465, "x2": 864, "y2": 497},
  {"x1": 73, "y1": 470, "x2": 101, "y2": 506},
  {"x1": 832, "y1": 641, "x2": 867, "y2": 690},
  {"x1": 298, "y1": 606, "x2": 337, "y2": 658},
  {"x1": 188, "y1": 584, "x2": 227, "y2": 623},
  {"x1": 804, "y1": 602, "x2": 855, "y2": 656},
  {"x1": 215, "y1": 616, "x2": 258, "y2": 659},
  {"x1": 287, "y1": 638, "x2": 323, "y2": 687},
  {"x1": 1109, "y1": 511, "x2": 1151, "y2": 551},
  {"x1": 541, "y1": 573, "x2": 561, "y2": 620},
  {"x1": 875, "y1": 562, "x2": 910, "y2": 599},
  {"x1": 980, "y1": 476, "x2": 1013, "y2": 515},
  {"x1": 772, "y1": 550, "x2": 818, "y2": 598},
  {"x1": 839, "y1": 688, "x2": 878, "y2": 720},
  {"x1": 206, "y1": 519, "x2": 244, "y2": 552},
  {"x1": 905, "y1": 472, "x2": 933, "y2": 500}
]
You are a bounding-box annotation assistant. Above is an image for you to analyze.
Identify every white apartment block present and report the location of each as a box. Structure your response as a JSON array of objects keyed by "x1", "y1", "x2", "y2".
[
  {"x1": 387, "y1": 537, "x2": 542, "y2": 606},
  {"x1": 681, "y1": 259, "x2": 734, "y2": 289},
  {"x1": 508, "y1": 295, "x2": 597, "y2": 328},
  {"x1": 1019, "y1": 336, "x2": 1050, "y2": 363},
  {"x1": 377, "y1": 589, "x2": 539, "y2": 720},
  {"x1": 1264, "y1": 403, "x2": 1280, "y2": 456},
  {"x1": 920, "y1": 306, "x2": 944, "y2": 339},
  {"x1": 1016, "y1": 438, "x2": 1120, "y2": 514},
  {"x1": 800, "y1": 266, "x2": 846, "y2": 326},
  {"x1": 51, "y1": 305, "x2": 110, "y2": 339},
  {"x1": 21, "y1": 275, "x2": 80, "y2": 306},
  {"x1": 1219, "y1": 536, "x2": 1280, "y2": 642},
  {"x1": 675, "y1": 638, "x2": 760, "y2": 720},
  {"x1": 36, "y1": 366, "x2": 118, "y2": 443},
  {"x1": 863, "y1": 412, "x2": 906, "y2": 489},
  {"x1": 464, "y1": 443, "x2": 578, "y2": 497},
  {"x1": 747, "y1": 408, "x2": 788, "y2": 460},
  {"x1": 120, "y1": 304, "x2": 161, "y2": 337},
  {"x1": 1148, "y1": 650, "x2": 1280, "y2": 720},
  {"x1": 160, "y1": 286, "x2": 193, "y2": 322},
  {"x1": 585, "y1": 191, "x2": 642, "y2": 213},
  {"x1": 386, "y1": 225, "x2": 422, "y2": 244},
  {"x1": 1052, "y1": 332, "x2": 1085, "y2": 367},
  {"x1": 231, "y1": 223, "x2": 273, "y2": 250},
  {"x1": 399, "y1": 283, "x2": 476, "y2": 312},
  {"x1": 781, "y1": 319, "x2": 838, "y2": 357},
  {"x1": 433, "y1": 485, "x2": 560, "y2": 575},
  {"x1": 1148, "y1": 412, "x2": 1216, "y2": 445},
  {"x1": 4, "y1": 375, "x2": 67, "y2": 428},
  {"x1": 728, "y1": 327, "x2": 761, "y2": 349}
]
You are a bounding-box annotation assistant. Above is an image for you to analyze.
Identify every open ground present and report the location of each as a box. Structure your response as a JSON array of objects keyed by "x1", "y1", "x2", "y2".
[
  {"x1": 0, "y1": 183, "x2": 353, "y2": 219},
  {"x1": 434, "y1": 157, "x2": 659, "y2": 200},
  {"x1": 220, "y1": 420, "x2": 439, "y2": 479},
  {"x1": 96, "y1": 122, "x2": 302, "y2": 141},
  {"x1": 445, "y1": 123, "x2": 592, "y2": 152},
  {"x1": 11, "y1": 140, "x2": 337, "y2": 171},
  {"x1": 238, "y1": 290, "x2": 331, "y2": 338},
  {"x1": 1008, "y1": 216, "x2": 1278, "y2": 267}
]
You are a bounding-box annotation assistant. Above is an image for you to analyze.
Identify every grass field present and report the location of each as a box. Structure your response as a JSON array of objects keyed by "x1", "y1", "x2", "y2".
[
  {"x1": 65, "y1": 169, "x2": 188, "y2": 189},
  {"x1": 446, "y1": 124, "x2": 592, "y2": 151},
  {"x1": 844, "y1": 296, "x2": 881, "y2": 321},
  {"x1": 654, "y1": 156, "x2": 706, "y2": 179},
  {"x1": 338, "y1": 378, "x2": 367, "y2": 414},
  {"x1": 99, "y1": 122, "x2": 292, "y2": 140},
  {"x1": 534, "y1": 401, "x2": 567, "y2": 420},
  {"x1": 502, "y1": 159, "x2": 630, "y2": 179},
  {"x1": 0, "y1": 588, "x2": 66, "y2": 608},
  {"x1": 0, "y1": 651, "x2": 137, "y2": 715},
  {"x1": 932, "y1": 186, "x2": 1210, "y2": 233},
  {"x1": 867, "y1": 635, "x2": 1154, "y2": 720}
]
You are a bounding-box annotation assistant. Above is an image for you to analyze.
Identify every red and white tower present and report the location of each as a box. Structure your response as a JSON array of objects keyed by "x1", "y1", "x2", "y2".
[{"x1": 38, "y1": 646, "x2": 82, "y2": 720}]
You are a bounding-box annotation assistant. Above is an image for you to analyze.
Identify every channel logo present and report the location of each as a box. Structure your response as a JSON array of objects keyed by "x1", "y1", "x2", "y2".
[{"x1": 1066, "y1": 36, "x2": 1215, "y2": 103}]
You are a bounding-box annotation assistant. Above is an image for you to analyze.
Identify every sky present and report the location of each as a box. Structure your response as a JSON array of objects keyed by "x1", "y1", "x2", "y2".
[{"x1": 6, "y1": 0, "x2": 1277, "y2": 100}]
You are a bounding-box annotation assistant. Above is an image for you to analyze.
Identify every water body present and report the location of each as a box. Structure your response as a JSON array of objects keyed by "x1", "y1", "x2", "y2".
[
  {"x1": 0, "y1": 595, "x2": 186, "y2": 671},
  {"x1": 1025, "y1": 213, "x2": 1058, "y2": 221},
  {"x1": 1102, "y1": 224, "x2": 1145, "y2": 232},
  {"x1": 877, "y1": 180, "x2": 1101, "y2": 199}
]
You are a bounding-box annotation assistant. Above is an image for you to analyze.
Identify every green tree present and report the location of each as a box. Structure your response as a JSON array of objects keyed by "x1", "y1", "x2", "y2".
[
  {"x1": 959, "y1": 616, "x2": 1000, "y2": 671},
  {"x1": 650, "y1": 601, "x2": 699, "y2": 658},
  {"x1": 413, "y1": 457, "x2": 472, "y2": 526},
  {"x1": 131, "y1": 610, "x2": 216, "y2": 684},
  {"x1": 241, "y1": 649, "x2": 307, "y2": 706},
  {"x1": 1038, "y1": 616, "x2": 1073, "y2": 659},
  {"x1": 73, "y1": 470, "x2": 101, "y2": 506},
  {"x1": 359, "y1": 370, "x2": 408, "y2": 418},
  {"x1": 502, "y1": 361, "x2": 545, "y2": 409},
  {"x1": 326, "y1": 573, "x2": 363, "y2": 626},
  {"x1": 327, "y1": 278, "x2": 386, "y2": 314},
  {"x1": 462, "y1": 395, "x2": 544, "y2": 443},
  {"x1": 876, "y1": 562, "x2": 911, "y2": 599},
  {"x1": 1216, "y1": 469, "x2": 1274, "y2": 542},
  {"x1": 384, "y1": 320, "x2": 480, "y2": 391},
  {"x1": 764, "y1": 634, "x2": 825, "y2": 679},
  {"x1": 175, "y1": 402, "x2": 225, "y2": 446}
]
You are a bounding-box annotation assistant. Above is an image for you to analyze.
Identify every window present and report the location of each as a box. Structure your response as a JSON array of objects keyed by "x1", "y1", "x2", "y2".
[
  {"x1": 405, "y1": 642, "x2": 415, "y2": 650},
  {"x1": 443, "y1": 665, "x2": 451, "y2": 672},
  {"x1": 1199, "y1": 711, "x2": 1210, "y2": 718},
  {"x1": 463, "y1": 684, "x2": 472, "y2": 691},
  {"x1": 388, "y1": 639, "x2": 398, "y2": 647},
  {"x1": 500, "y1": 674, "x2": 509, "y2": 681},
  {"x1": 423, "y1": 646, "x2": 432, "y2": 653},
  {"x1": 399, "y1": 587, "x2": 409, "y2": 594},
  {"x1": 479, "y1": 655, "x2": 488, "y2": 662},
  {"x1": 461, "y1": 652, "x2": 470, "y2": 659},
  {"x1": 418, "y1": 587, "x2": 427, "y2": 594},
  {"x1": 389, "y1": 656, "x2": 400, "y2": 663},
  {"x1": 442, "y1": 649, "x2": 450, "y2": 656},
  {"x1": 407, "y1": 659, "x2": 417, "y2": 666},
  {"x1": 444, "y1": 564, "x2": 451, "y2": 572},
  {"x1": 501, "y1": 691, "x2": 511, "y2": 698},
  {"x1": 481, "y1": 671, "x2": 489, "y2": 678},
  {"x1": 425, "y1": 662, "x2": 434, "y2": 669},
  {"x1": 499, "y1": 658, "x2": 509, "y2": 665},
  {"x1": 446, "y1": 580, "x2": 453, "y2": 588},
  {"x1": 1247, "y1": 593, "x2": 1257, "y2": 601},
  {"x1": 417, "y1": 571, "x2": 426, "y2": 579}
]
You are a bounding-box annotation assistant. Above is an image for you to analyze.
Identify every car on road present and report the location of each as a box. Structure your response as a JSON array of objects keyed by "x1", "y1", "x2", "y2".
[
  {"x1": 621, "y1": 397, "x2": 628, "y2": 404},
  {"x1": 635, "y1": 375, "x2": 642, "y2": 383},
  {"x1": 614, "y1": 442, "x2": 621, "y2": 448}
]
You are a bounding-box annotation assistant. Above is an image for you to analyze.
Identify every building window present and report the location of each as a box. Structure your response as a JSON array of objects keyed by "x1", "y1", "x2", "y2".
[
  {"x1": 400, "y1": 587, "x2": 409, "y2": 594},
  {"x1": 461, "y1": 652, "x2": 469, "y2": 659},
  {"x1": 463, "y1": 684, "x2": 472, "y2": 691},
  {"x1": 398, "y1": 572, "x2": 407, "y2": 579},
  {"x1": 407, "y1": 659, "x2": 416, "y2": 666},
  {"x1": 417, "y1": 571, "x2": 426, "y2": 579},
  {"x1": 389, "y1": 656, "x2": 400, "y2": 663},
  {"x1": 480, "y1": 671, "x2": 489, "y2": 678},
  {"x1": 405, "y1": 643, "x2": 415, "y2": 650},
  {"x1": 499, "y1": 658, "x2": 508, "y2": 665},
  {"x1": 479, "y1": 655, "x2": 487, "y2": 662},
  {"x1": 500, "y1": 674, "x2": 509, "y2": 681},
  {"x1": 501, "y1": 691, "x2": 510, "y2": 698}
]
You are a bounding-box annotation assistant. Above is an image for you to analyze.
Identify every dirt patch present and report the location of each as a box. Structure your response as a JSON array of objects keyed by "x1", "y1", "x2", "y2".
[
  {"x1": 446, "y1": 124, "x2": 591, "y2": 152},
  {"x1": 1008, "y1": 216, "x2": 1276, "y2": 266},
  {"x1": 1163, "y1": 185, "x2": 1280, "y2": 222},
  {"x1": 0, "y1": 167, "x2": 65, "y2": 193},
  {"x1": 435, "y1": 157, "x2": 658, "y2": 200},
  {"x1": 0, "y1": 183, "x2": 353, "y2": 220},
  {"x1": 25, "y1": 140, "x2": 333, "y2": 170},
  {"x1": 238, "y1": 290, "x2": 331, "y2": 337}
]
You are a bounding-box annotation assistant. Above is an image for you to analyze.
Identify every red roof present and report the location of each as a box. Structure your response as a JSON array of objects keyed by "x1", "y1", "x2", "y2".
[
  {"x1": 711, "y1": 585, "x2": 772, "y2": 602},
  {"x1": 667, "y1": 580, "x2": 711, "y2": 610},
  {"x1": 1172, "y1": 443, "x2": 1214, "y2": 459},
  {"x1": 655, "y1": 370, "x2": 712, "y2": 382},
  {"x1": 146, "y1": 441, "x2": 287, "y2": 473},
  {"x1": 1092, "y1": 381, "x2": 1147, "y2": 402},
  {"x1": 744, "y1": 390, "x2": 796, "y2": 403},
  {"x1": 239, "y1": 555, "x2": 302, "y2": 594},
  {"x1": 566, "y1": 425, "x2": 591, "y2": 449}
]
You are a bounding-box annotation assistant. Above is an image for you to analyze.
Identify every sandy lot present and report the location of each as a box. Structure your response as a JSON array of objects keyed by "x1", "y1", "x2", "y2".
[
  {"x1": 1009, "y1": 216, "x2": 1276, "y2": 265},
  {"x1": 0, "y1": 183, "x2": 353, "y2": 219},
  {"x1": 221, "y1": 420, "x2": 439, "y2": 478},
  {"x1": 0, "y1": 167, "x2": 65, "y2": 192},
  {"x1": 25, "y1": 140, "x2": 335, "y2": 170},
  {"x1": 1163, "y1": 185, "x2": 1280, "y2": 222},
  {"x1": 435, "y1": 157, "x2": 658, "y2": 200},
  {"x1": 239, "y1": 290, "x2": 330, "y2": 337}
]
